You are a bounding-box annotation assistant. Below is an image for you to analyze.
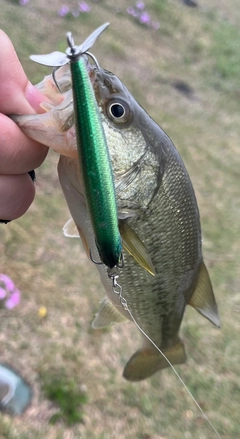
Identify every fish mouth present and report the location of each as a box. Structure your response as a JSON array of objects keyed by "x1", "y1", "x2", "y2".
[
  {"x1": 10, "y1": 60, "x2": 101, "y2": 160},
  {"x1": 34, "y1": 59, "x2": 97, "y2": 108}
]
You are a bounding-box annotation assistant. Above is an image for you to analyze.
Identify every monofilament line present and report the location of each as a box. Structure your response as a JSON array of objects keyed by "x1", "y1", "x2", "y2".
[
  {"x1": 114, "y1": 292, "x2": 222, "y2": 439},
  {"x1": 109, "y1": 269, "x2": 221, "y2": 438}
]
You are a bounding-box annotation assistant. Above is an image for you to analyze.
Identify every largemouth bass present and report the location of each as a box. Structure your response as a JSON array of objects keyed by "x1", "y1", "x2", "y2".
[{"x1": 12, "y1": 42, "x2": 220, "y2": 381}]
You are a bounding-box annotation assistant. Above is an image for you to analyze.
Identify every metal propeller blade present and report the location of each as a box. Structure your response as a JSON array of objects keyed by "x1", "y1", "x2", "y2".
[
  {"x1": 30, "y1": 23, "x2": 109, "y2": 67},
  {"x1": 30, "y1": 51, "x2": 69, "y2": 67},
  {"x1": 78, "y1": 22, "x2": 109, "y2": 54}
]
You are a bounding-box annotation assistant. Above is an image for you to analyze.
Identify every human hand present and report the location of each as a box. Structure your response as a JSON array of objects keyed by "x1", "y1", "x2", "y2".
[{"x1": 0, "y1": 30, "x2": 48, "y2": 222}]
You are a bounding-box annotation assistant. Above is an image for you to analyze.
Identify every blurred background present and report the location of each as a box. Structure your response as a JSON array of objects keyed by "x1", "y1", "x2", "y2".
[{"x1": 0, "y1": 1, "x2": 240, "y2": 438}]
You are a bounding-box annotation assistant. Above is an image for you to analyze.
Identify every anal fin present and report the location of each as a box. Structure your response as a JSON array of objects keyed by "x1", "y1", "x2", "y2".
[
  {"x1": 92, "y1": 297, "x2": 128, "y2": 329},
  {"x1": 123, "y1": 339, "x2": 187, "y2": 381},
  {"x1": 188, "y1": 261, "x2": 220, "y2": 328}
]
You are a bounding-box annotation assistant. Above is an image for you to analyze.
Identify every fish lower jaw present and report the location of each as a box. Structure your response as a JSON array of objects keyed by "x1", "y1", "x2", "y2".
[{"x1": 53, "y1": 146, "x2": 78, "y2": 159}]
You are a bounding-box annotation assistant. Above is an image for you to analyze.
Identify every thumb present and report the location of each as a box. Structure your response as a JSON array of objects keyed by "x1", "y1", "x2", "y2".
[{"x1": 0, "y1": 30, "x2": 47, "y2": 115}]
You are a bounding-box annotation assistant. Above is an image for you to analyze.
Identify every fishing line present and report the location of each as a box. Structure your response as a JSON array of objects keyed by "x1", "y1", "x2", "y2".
[
  {"x1": 126, "y1": 306, "x2": 222, "y2": 439},
  {"x1": 109, "y1": 272, "x2": 222, "y2": 439}
]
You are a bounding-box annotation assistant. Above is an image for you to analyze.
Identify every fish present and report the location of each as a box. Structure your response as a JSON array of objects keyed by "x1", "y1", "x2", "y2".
[{"x1": 11, "y1": 39, "x2": 220, "y2": 381}]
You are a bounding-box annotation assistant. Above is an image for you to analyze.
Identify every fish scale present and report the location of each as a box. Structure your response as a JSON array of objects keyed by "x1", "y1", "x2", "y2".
[{"x1": 118, "y1": 192, "x2": 199, "y2": 348}]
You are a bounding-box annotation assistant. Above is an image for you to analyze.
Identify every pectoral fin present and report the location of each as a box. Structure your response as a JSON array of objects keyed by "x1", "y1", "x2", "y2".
[
  {"x1": 62, "y1": 218, "x2": 90, "y2": 259},
  {"x1": 123, "y1": 339, "x2": 187, "y2": 381},
  {"x1": 119, "y1": 221, "x2": 155, "y2": 276},
  {"x1": 63, "y1": 218, "x2": 80, "y2": 238},
  {"x1": 92, "y1": 297, "x2": 128, "y2": 329},
  {"x1": 188, "y1": 261, "x2": 220, "y2": 328}
]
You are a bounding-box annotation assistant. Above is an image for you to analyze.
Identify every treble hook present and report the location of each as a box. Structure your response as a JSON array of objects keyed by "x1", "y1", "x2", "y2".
[
  {"x1": 85, "y1": 51, "x2": 101, "y2": 71},
  {"x1": 90, "y1": 250, "x2": 103, "y2": 266},
  {"x1": 52, "y1": 66, "x2": 62, "y2": 92}
]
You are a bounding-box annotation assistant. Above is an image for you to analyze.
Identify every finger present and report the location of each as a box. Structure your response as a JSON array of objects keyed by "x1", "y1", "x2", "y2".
[
  {"x1": 0, "y1": 30, "x2": 47, "y2": 114},
  {"x1": 0, "y1": 114, "x2": 48, "y2": 174},
  {"x1": 0, "y1": 174, "x2": 35, "y2": 220}
]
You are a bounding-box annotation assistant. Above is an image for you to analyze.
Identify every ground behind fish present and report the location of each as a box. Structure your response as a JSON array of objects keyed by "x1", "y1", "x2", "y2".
[{"x1": 0, "y1": 1, "x2": 240, "y2": 438}]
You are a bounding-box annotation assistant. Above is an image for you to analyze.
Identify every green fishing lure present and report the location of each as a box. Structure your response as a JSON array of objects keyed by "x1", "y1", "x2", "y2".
[
  {"x1": 65, "y1": 28, "x2": 122, "y2": 268},
  {"x1": 30, "y1": 24, "x2": 122, "y2": 268}
]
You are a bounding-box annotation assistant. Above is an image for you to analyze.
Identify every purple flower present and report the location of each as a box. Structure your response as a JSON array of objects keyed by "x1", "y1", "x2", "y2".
[
  {"x1": 58, "y1": 5, "x2": 70, "y2": 17},
  {"x1": 19, "y1": 0, "x2": 29, "y2": 5},
  {"x1": 0, "y1": 274, "x2": 21, "y2": 309},
  {"x1": 135, "y1": 1, "x2": 145, "y2": 10},
  {"x1": 5, "y1": 289, "x2": 21, "y2": 310},
  {"x1": 0, "y1": 288, "x2": 6, "y2": 300},
  {"x1": 127, "y1": 6, "x2": 139, "y2": 17},
  {"x1": 139, "y1": 11, "x2": 151, "y2": 25},
  {"x1": 78, "y1": 1, "x2": 91, "y2": 12},
  {"x1": 0, "y1": 274, "x2": 15, "y2": 292}
]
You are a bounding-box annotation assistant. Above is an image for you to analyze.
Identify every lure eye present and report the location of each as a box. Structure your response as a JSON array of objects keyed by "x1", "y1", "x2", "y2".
[{"x1": 106, "y1": 98, "x2": 131, "y2": 124}]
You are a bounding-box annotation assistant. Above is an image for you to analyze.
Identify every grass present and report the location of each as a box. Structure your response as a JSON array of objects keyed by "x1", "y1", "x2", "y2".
[
  {"x1": 40, "y1": 369, "x2": 88, "y2": 425},
  {"x1": 0, "y1": 0, "x2": 240, "y2": 438}
]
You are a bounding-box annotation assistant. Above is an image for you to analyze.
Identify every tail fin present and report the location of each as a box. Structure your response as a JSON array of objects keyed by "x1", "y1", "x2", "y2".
[{"x1": 123, "y1": 339, "x2": 187, "y2": 381}]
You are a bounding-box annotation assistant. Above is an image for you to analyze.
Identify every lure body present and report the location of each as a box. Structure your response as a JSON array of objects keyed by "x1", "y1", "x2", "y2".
[{"x1": 69, "y1": 54, "x2": 122, "y2": 268}]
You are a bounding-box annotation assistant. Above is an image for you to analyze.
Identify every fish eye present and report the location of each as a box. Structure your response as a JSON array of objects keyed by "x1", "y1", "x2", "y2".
[
  {"x1": 109, "y1": 103, "x2": 125, "y2": 118},
  {"x1": 106, "y1": 98, "x2": 131, "y2": 124}
]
